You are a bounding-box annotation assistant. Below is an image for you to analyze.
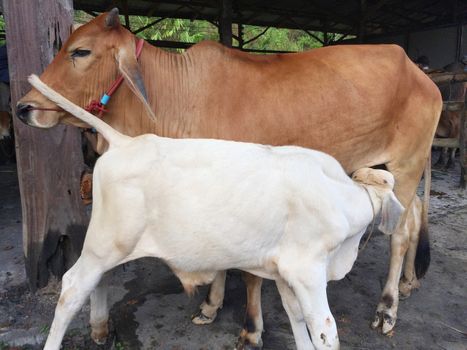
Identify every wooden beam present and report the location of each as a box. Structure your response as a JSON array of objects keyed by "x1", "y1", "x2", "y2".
[
  {"x1": 147, "y1": 39, "x2": 294, "y2": 54},
  {"x1": 429, "y1": 71, "x2": 467, "y2": 85},
  {"x1": 442, "y1": 101, "x2": 465, "y2": 112},
  {"x1": 219, "y1": 0, "x2": 233, "y2": 47},
  {"x1": 3, "y1": 0, "x2": 88, "y2": 290},
  {"x1": 432, "y1": 138, "x2": 459, "y2": 148}
]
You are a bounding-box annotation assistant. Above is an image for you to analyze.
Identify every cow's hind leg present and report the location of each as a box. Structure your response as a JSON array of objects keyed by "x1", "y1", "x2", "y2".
[
  {"x1": 275, "y1": 278, "x2": 313, "y2": 350},
  {"x1": 236, "y1": 273, "x2": 264, "y2": 350},
  {"x1": 372, "y1": 158, "x2": 430, "y2": 334},
  {"x1": 192, "y1": 270, "x2": 227, "y2": 324},
  {"x1": 43, "y1": 255, "x2": 105, "y2": 350},
  {"x1": 445, "y1": 147, "x2": 457, "y2": 169},
  {"x1": 399, "y1": 197, "x2": 422, "y2": 298},
  {"x1": 434, "y1": 147, "x2": 447, "y2": 168}
]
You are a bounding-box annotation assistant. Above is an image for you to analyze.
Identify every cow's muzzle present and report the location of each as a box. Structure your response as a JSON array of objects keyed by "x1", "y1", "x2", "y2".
[{"x1": 16, "y1": 103, "x2": 33, "y2": 124}]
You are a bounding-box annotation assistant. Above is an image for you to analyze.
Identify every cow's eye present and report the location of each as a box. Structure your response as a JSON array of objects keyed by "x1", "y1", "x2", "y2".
[{"x1": 71, "y1": 49, "x2": 91, "y2": 58}]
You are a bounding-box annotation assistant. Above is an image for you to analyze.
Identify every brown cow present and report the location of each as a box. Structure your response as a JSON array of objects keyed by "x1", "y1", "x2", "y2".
[{"x1": 17, "y1": 9, "x2": 441, "y2": 349}]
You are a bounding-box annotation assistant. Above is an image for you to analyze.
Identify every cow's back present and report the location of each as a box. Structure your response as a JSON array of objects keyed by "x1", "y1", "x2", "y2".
[{"x1": 178, "y1": 43, "x2": 441, "y2": 172}]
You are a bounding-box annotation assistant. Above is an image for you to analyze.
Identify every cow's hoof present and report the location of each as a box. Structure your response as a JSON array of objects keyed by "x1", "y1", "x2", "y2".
[
  {"x1": 371, "y1": 311, "x2": 383, "y2": 330},
  {"x1": 235, "y1": 337, "x2": 263, "y2": 350},
  {"x1": 399, "y1": 277, "x2": 420, "y2": 299},
  {"x1": 191, "y1": 310, "x2": 216, "y2": 325},
  {"x1": 382, "y1": 313, "x2": 396, "y2": 335},
  {"x1": 371, "y1": 310, "x2": 397, "y2": 335}
]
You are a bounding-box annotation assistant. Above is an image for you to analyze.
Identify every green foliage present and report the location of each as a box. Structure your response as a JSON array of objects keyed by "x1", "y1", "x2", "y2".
[
  {"x1": 73, "y1": 11, "x2": 324, "y2": 53},
  {"x1": 0, "y1": 15, "x2": 5, "y2": 46},
  {"x1": 115, "y1": 342, "x2": 125, "y2": 350},
  {"x1": 240, "y1": 26, "x2": 322, "y2": 51},
  {"x1": 131, "y1": 17, "x2": 218, "y2": 43}
]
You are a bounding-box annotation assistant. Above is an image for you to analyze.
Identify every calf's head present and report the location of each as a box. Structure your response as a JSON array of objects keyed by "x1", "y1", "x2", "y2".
[
  {"x1": 16, "y1": 8, "x2": 152, "y2": 129},
  {"x1": 352, "y1": 168, "x2": 405, "y2": 235}
]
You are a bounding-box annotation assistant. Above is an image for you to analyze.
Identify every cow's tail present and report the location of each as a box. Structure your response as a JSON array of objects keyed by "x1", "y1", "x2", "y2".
[
  {"x1": 415, "y1": 152, "x2": 431, "y2": 279},
  {"x1": 28, "y1": 74, "x2": 129, "y2": 148}
]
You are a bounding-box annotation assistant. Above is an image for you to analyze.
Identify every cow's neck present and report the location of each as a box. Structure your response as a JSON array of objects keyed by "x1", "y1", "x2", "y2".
[{"x1": 138, "y1": 43, "x2": 195, "y2": 138}]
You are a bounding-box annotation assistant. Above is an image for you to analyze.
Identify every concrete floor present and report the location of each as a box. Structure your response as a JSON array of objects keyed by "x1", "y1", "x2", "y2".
[{"x1": 0, "y1": 156, "x2": 466, "y2": 350}]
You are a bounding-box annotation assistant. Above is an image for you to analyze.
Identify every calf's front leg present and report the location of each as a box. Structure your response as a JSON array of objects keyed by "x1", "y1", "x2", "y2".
[
  {"x1": 281, "y1": 263, "x2": 339, "y2": 350},
  {"x1": 276, "y1": 278, "x2": 314, "y2": 350},
  {"x1": 90, "y1": 275, "x2": 110, "y2": 344}
]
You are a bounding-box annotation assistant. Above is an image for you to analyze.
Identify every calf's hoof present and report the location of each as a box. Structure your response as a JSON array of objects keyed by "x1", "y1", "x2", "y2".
[
  {"x1": 91, "y1": 321, "x2": 109, "y2": 345},
  {"x1": 191, "y1": 310, "x2": 216, "y2": 325},
  {"x1": 235, "y1": 336, "x2": 263, "y2": 350}
]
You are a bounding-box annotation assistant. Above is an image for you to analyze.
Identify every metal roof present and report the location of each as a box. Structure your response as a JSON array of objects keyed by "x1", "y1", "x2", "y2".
[{"x1": 74, "y1": 0, "x2": 467, "y2": 39}]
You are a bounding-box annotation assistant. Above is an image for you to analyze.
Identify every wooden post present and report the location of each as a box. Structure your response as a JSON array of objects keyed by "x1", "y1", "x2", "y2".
[
  {"x1": 219, "y1": 0, "x2": 233, "y2": 47},
  {"x1": 4, "y1": 0, "x2": 88, "y2": 290},
  {"x1": 358, "y1": 0, "x2": 367, "y2": 44},
  {"x1": 238, "y1": 23, "x2": 244, "y2": 49},
  {"x1": 461, "y1": 93, "x2": 467, "y2": 188}
]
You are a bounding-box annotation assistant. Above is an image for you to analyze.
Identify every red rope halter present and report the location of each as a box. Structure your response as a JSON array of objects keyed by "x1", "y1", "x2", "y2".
[{"x1": 84, "y1": 38, "x2": 145, "y2": 117}]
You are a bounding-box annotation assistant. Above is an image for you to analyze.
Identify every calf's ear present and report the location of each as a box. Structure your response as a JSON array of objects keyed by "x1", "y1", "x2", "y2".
[
  {"x1": 116, "y1": 44, "x2": 156, "y2": 121},
  {"x1": 378, "y1": 192, "x2": 405, "y2": 235}
]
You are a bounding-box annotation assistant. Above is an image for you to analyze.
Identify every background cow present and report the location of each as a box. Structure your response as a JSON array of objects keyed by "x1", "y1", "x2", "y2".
[
  {"x1": 435, "y1": 60, "x2": 466, "y2": 169},
  {"x1": 17, "y1": 9, "x2": 441, "y2": 348}
]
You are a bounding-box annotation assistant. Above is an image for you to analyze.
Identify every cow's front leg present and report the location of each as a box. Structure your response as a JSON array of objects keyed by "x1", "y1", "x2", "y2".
[
  {"x1": 236, "y1": 272, "x2": 263, "y2": 350},
  {"x1": 192, "y1": 270, "x2": 226, "y2": 324}
]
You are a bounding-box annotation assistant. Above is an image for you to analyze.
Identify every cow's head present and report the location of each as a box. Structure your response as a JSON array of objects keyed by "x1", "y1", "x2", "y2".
[{"x1": 16, "y1": 8, "x2": 152, "y2": 129}]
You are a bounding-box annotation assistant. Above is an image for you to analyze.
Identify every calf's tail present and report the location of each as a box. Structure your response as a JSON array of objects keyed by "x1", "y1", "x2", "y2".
[
  {"x1": 28, "y1": 74, "x2": 129, "y2": 148},
  {"x1": 415, "y1": 153, "x2": 431, "y2": 279}
]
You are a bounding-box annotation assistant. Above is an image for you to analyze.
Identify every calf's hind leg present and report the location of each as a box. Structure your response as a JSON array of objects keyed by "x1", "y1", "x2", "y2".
[{"x1": 43, "y1": 255, "x2": 105, "y2": 350}]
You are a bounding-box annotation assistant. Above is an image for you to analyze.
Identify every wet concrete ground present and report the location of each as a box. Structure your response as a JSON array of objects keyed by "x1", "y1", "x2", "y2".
[{"x1": 0, "y1": 155, "x2": 466, "y2": 350}]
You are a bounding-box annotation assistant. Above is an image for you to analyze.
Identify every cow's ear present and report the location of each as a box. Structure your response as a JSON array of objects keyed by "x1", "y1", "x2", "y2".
[
  {"x1": 116, "y1": 45, "x2": 156, "y2": 121},
  {"x1": 105, "y1": 8, "x2": 120, "y2": 29},
  {"x1": 378, "y1": 191, "x2": 405, "y2": 235}
]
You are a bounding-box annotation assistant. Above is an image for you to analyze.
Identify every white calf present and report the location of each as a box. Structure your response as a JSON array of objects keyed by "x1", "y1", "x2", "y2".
[{"x1": 28, "y1": 75, "x2": 404, "y2": 350}]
